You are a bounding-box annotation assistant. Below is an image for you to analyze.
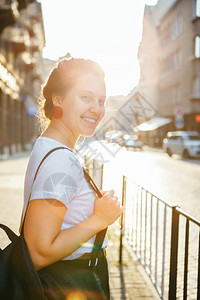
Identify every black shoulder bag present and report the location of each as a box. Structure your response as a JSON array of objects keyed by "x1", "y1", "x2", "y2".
[{"x1": 0, "y1": 147, "x2": 107, "y2": 300}]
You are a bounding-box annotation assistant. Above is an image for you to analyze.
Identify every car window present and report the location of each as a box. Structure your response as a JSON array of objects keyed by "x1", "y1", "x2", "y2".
[
  {"x1": 168, "y1": 136, "x2": 179, "y2": 140},
  {"x1": 187, "y1": 135, "x2": 200, "y2": 141},
  {"x1": 176, "y1": 136, "x2": 183, "y2": 141}
]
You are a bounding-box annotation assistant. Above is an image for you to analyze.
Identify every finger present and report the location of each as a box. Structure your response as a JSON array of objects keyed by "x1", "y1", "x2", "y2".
[
  {"x1": 111, "y1": 196, "x2": 118, "y2": 201},
  {"x1": 95, "y1": 190, "x2": 114, "y2": 200},
  {"x1": 95, "y1": 190, "x2": 107, "y2": 200},
  {"x1": 106, "y1": 189, "x2": 115, "y2": 197},
  {"x1": 115, "y1": 200, "x2": 121, "y2": 207},
  {"x1": 100, "y1": 190, "x2": 107, "y2": 196}
]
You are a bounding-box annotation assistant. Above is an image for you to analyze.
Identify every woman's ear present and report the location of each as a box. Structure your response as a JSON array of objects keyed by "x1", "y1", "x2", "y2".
[{"x1": 52, "y1": 94, "x2": 63, "y2": 107}]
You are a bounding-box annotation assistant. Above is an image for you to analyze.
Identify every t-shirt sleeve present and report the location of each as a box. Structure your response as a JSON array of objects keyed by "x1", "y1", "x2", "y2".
[{"x1": 30, "y1": 149, "x2": 83, "y2": 208}]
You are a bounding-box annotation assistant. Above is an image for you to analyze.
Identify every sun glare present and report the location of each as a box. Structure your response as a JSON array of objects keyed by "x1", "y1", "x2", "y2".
[{"x1": 40, "y1": 0, "x2": 151, "y2": 96}]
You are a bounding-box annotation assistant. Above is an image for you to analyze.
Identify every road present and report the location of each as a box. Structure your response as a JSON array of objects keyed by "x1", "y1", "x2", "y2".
[
  {"x1": 119, "y1": 148, "x2": 200, "y2": 220},
  {"x1": 79, "y1": 141, "x2": 200, "y2": 220}
]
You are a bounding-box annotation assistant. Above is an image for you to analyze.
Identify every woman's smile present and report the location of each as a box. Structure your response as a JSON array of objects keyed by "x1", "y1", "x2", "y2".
[{"x1": 81, "y1": 116, "x2": 99, "y2": 126}]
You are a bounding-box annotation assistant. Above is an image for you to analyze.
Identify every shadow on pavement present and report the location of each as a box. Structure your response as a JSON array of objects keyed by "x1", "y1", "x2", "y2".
[{"x1": 119, "y1": 264, "x2": 126, "y2": 300}]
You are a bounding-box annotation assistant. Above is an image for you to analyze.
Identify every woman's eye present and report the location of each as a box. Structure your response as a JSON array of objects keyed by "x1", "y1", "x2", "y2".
[
  {"x1": 82, "y1": 95, "x2": 90, "y2": 101},
  {"x1": 99, "y1": 99, "x2": 105, "y2": 105}
]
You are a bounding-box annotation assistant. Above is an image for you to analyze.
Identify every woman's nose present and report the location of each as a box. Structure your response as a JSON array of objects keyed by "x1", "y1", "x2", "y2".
[{"x1": 89, "y1": 100, "x2": 101, "y2": 113}]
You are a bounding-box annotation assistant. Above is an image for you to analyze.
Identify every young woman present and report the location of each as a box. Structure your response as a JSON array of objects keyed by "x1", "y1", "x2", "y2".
[{"x1": 20, "y1": 57, "x2": 122, "y2": 299}]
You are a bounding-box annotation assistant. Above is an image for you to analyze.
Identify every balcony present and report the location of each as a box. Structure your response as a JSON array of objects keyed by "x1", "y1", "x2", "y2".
[
  {"x1": 190, "y1": 95, "x2": 200, "y2": 102},
  {"x1": 17, "y1": 0, "x2": 36, "y2": 10},
  {"x1": 0, "y1": 1, "x2": 19, "y2": 33},
  {"x1": 192, "y1": 16, "x2": 200, "y2": 33},
  {"x1": 1, "y1": 27, "x2": 30, "y2": 57},
  {"x1": 21, "y1": 52, "x2": 36, "y2": 72}
]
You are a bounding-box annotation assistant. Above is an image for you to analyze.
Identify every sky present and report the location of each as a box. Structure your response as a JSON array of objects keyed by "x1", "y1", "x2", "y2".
[{"x1": 39, "y1": 0, "x2": 158, "y2": 97}]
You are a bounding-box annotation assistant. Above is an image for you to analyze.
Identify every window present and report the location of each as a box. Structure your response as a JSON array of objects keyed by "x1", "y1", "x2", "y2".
[
  {"x1": 171, "y1": 16, "x2": 182, "y2": 40},
  {"x1": 194, "y1": 0, "x2": 200, "y2": 17},
  {"x1": 162, "y1": 50, "x2": 182, "y2": 73},
  {"x1": 168, "y1": 136, "x2": 179, "y2": 140},
  {"x1": 187, "y1": 135, "x2": 200, "y2": 140},
  {"x1": 193, "y1": 77, "x2": 200, "y2": 97},
  {"x1": 197, "y1": 0, "x2": 200, "y2": 16},
  {"x1": 195, "y1": 36, "x2": 200, "y2": 58},
  {"x1": 173, "y1": 50, "x2": 182, "y2": 69}
]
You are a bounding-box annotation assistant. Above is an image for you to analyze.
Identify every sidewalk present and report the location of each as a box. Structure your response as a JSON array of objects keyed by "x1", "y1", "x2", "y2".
[
  {"x1": 107, "y1": 226, "x2": 160, "y2": 300},
  {"x1": 143, "y1": 145, "x2": 164, "y2": 153}
]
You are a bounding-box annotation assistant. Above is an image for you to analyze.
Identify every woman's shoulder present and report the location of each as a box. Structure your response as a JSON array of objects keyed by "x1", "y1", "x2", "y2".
[{"x1": 30, "y1": 136, "x2": 83, "y2": 176}]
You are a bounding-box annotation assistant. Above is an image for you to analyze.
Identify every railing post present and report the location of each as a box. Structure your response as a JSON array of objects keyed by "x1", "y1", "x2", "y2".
[
  {"x1": 119, "y1": 175, "x2": 126, "y2": 264},
  {"x1": 183, "y1": 219, "x2": 189, "y2": 300},
  {"x1": 197, "y1": 228, "x2": 200, "y2": 300},
  {"x1": 169, "y1": 207, "x2": 179, "y2": 300}
]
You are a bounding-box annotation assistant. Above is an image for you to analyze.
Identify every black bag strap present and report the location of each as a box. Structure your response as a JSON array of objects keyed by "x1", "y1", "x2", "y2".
[
  {"x1": 82, "y1": 167, "x2": 107, "y2": 260},
  {"x1": 21, "y1": 147, "x2": 75, "y2": 234},
  {"x1": 24, "y1": 146, "x2": 106, "y2": 258}
]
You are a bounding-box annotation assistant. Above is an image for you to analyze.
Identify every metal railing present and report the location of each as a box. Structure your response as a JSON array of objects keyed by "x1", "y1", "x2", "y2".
[{"x1": 85, "y1": 156, "x2": 200, "y2": 300}]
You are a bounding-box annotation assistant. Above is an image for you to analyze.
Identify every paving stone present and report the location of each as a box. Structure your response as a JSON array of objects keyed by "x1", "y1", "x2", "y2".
[{"x1": 107, "y1": 226, "x2": 160, "y2": 299}]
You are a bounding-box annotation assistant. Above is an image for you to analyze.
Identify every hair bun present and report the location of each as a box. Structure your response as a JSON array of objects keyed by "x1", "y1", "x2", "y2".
[{"x1": 42, "y1": 83, "x2": 50, "y2": 100}]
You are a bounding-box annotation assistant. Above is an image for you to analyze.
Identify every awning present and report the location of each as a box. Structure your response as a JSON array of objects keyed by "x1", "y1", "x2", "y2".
[{"x1": 134, "y1": 117, "x2": 172, "y2": 132}]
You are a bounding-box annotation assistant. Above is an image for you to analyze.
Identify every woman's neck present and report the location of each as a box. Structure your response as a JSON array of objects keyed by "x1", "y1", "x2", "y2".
[{"x1": 41, "y1": 120, "x2": 78, "y2": 150}]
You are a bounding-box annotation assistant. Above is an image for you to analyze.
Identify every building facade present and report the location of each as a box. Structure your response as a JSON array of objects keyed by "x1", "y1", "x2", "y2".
[
  {"x1": 0, "y1": 0, "x2": 45, "y2": 156},
  {"x1": 138, "y1": 0, "x2": 200, "y2": 145}
]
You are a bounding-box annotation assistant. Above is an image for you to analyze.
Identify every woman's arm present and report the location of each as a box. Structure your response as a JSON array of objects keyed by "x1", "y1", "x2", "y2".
[{"x1": 24, "y1": 190, "x2": 122, "y2": 270}]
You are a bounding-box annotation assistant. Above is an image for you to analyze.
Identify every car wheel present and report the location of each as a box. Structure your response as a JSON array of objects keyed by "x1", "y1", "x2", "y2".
[
  {"x1": 166, "y1": 148, "x2": 172, "y2": 157},
  {"x1": 183, "y1": 149, "x2": 190, "y2": 159}
]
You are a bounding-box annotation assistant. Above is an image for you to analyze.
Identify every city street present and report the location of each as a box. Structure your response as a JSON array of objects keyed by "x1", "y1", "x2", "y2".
[
  {"x1": 1, "y1": 0, "x2": 200, "y2": 298},
  {"x1": 80, "y1": 140, "x2": 200, "y2": 220},
  {"x1": 119, "y1": 147, "x2": 200, "y2": 220}
]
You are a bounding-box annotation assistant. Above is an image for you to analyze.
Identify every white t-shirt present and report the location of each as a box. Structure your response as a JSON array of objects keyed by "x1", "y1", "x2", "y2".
[{"x1": 23, "y1": 136, "x2": 107, "y2": 260}]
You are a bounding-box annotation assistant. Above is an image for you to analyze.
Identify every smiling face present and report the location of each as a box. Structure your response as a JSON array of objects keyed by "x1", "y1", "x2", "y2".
[{"x1": 59, "y1": 71, "x2": 106, "y2": 138}]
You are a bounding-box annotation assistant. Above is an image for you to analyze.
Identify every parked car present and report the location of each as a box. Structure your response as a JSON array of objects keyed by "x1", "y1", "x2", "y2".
[
  {"x1": 105, "y1": 130, "x2": 123, "y2": 143},
  {"x1": 120, "y1": 134, "x2": 143, "y2": 150},
  {"x1": 162, "y1": 131, "x2": 200, "y2": 158}
]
